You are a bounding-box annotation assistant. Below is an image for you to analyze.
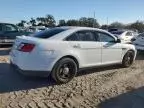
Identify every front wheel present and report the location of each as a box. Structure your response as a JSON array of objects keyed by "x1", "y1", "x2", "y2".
[
  {"x1": 51, "y1": 58, "x2": 78, "y2": 84},
  {"x1": 122, "y1": 51, "x2": 134, "y2": 67}
]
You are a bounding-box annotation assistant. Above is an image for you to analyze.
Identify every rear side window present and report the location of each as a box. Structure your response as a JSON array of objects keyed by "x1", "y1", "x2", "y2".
[
  {"x1": 66, "y1": 30, "x2": 99, "y2": 41},
  {"x1": 33, "y1": 28, "x2": 67, "y2": 38}
]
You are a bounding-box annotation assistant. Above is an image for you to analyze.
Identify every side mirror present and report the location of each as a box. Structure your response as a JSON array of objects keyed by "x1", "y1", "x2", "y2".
[{"x1": 116, "y1": 38, "x2": 121, "y2": 43}]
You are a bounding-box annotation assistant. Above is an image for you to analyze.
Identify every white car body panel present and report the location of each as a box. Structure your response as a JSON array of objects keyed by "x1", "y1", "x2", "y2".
[
  {"x1": 10, "y1": 27, "x2": 137, "y2": 75},
  {"x1": 101, "y1": 42, "x2": 122, "y2": 64}
]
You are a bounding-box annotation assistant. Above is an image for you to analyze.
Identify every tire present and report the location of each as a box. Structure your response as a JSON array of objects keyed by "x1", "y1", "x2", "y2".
[
  {"x1": 122, "y1": 51, "x2": 134, "y2": 67},
  {"x1": 51, "y1": 58, "x2": 78, "y2": 84}
]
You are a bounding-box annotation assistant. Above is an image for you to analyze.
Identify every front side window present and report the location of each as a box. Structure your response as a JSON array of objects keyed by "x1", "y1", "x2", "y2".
[
  {"x1": 99, "y1": 32, "x2": 115, "y2": 42},
  {"x1": 3, "y1": 24, "x2": 17, "y2": 32},
  {"x1": 66, "y1": 30, "x2": 99, "y2": 42}
]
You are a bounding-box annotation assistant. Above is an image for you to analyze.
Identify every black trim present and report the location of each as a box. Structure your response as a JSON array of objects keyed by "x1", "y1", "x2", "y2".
[{"x1": 10, "y1": 62, "x2": 50, "y2": 77}]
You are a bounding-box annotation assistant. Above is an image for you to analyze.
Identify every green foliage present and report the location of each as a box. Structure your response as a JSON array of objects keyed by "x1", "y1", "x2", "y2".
[
  {"x1": 126, "y1": 21, "x2": 144, "y2": 33},
  {"x1": 17, "y1": 20, "x2": 26, "y2": 27},
  {"x1": 57, "y1": 17, "x2": 100, "y2": 28},
  {"x1": 101, "y1": 25, "x2": 109, "y2": 30},
  {"x1": 29, "y1": 18, "x2": 36, "y2": 26},
  {"x1": 36, "y1": 15, "x2": 56, "y2": 27},
  {"x1": 109, "y1": 22, "x2": 125, "y2": 29},
  {"x1": 16, "y1": 14, "x2": 144, "y2": 33},
  {"x1": 58, "y1": 20, "x2": 66, "y2": 26},
  {"x1": 66, "y1": 19, "x2": 79, "y2": 26},
  {"x1": 79, "y1": 17, "x2": 100, "y2": 28}
]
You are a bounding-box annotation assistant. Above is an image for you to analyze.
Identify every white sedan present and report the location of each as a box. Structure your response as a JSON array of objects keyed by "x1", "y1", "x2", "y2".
[
  {"x1": 132, "y1": 33, "x2": 144, "y2": 51},
  {"x1": 10, "y1": 27, "x2": 137, "y2": 83},
  {"x1": 111, "y1": 30, "x2": 138, "y2": 43}
]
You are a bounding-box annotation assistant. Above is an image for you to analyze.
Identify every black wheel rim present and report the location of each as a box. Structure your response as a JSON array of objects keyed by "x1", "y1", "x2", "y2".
[
  {"x1": 58, "y1": 62, "x2": 75, "y2": 80},
  {"x1": 125, "y1": 53, "x2": 133, "y2": 66}
]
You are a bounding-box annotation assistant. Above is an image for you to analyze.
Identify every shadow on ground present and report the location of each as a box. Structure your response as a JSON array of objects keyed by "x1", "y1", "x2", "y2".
[
  {"x1": 98, "y1": 87, "x2": 144, "y2": 108},
  {"x1": 136, "y1": 51, "x2": 144, "y2": 60},
  {"x1": 0, "y1": 63, "x2": 56, "y2": 93}
]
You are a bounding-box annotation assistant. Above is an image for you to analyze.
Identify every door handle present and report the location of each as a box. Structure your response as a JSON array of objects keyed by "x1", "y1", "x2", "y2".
[
  {"x1": 73, "y1": 44, "x2": 81, "y2": 48},
  {"x1": 103, "y1": 45, "x2": 109, "y2": 48}
]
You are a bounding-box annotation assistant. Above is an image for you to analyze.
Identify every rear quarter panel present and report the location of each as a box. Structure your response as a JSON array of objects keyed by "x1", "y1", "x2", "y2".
[{"x1": 36, "y1": 40, "x2": 82, "y2": 68}]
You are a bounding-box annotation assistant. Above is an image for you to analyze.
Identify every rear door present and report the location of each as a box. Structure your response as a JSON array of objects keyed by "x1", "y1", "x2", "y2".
[{"x1": 66, "y1": 30, "x2": 102, "y2": 67}]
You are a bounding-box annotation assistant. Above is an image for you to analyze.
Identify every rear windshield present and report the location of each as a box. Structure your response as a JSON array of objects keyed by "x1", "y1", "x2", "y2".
[
  {"x1": 33, "y1": 28, "x2": 68, "y2": 38},
  {"x1": 111, "y1": 31, "x2": 124, "y2": 35}
]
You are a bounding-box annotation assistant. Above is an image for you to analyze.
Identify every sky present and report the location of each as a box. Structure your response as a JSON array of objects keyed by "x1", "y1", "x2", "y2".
[{"x1": 0, "y1": 0, "x2": 143, "y2": 25}]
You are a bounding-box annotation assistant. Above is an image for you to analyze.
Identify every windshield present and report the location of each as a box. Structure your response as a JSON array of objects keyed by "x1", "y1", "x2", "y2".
[
  {"x1": 33, "y1": 28, "x2": 68, "y2": 38},
  {"x1": 111, "y1": 31, "x2": 124, "y2": 35}
]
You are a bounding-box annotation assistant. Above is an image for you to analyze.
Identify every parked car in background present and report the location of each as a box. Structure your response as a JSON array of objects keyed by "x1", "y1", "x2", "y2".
[
  {"x1": 10, "y1": 27, "x2": 137, "y2": 83},
  {"x1": 108, "y1": 28, "x2": 119, "y2": 33},
  {"x1": 28, "y1": 26, "x2": 48, "y2": 33},
  {"x1": 132, "y1": 33, "x2": 144, "y2": 51},
  {"x1": 111, "y1": 30, "x2": 138, "y2": 43},
  {"x1": 0, "y1": 23, "x2": 31, "y2": 45}
]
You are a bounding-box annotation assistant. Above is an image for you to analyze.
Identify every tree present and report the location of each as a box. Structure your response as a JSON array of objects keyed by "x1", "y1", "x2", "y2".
[
  {"x1": 87, "y1": 18, "x2": 100, "y2": 28},
  {"x1": 17, "y1": 20, "x2": 26, "y2": 27},
  {"x1": 58, "y1": 20, "x2": 66, "y2": 26},
  {"x1": 45, "y1": 14, "x2": 56, "y2": 27},
  {"x1": 101, "y1": 25, "x2": 109, "y2": 30},
  {"x1": 79, "y1": 17, "x2": 100, "y2": 28},
  {"x1": 29, "y1": 18, "x2": 36, "y2": 26},
  {"x1": 36, "y1": 17, "x2": 46, "y2": 26},
  {"x1": 79, "y1": 17, "x2": 88, "y2": 27},
  {"x1": 66, "y1": 19, "x2": 79, "y2": 26},
  {"x1": 126, "y1": 21, "x2": 144, "y2": 33},
  {"x1": 109, "y1": 22, "x2": 125, "y2": 29}
]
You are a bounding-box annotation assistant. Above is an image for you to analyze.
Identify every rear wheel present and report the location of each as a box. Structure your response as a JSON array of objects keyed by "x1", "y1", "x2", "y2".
[
  {"x1": 51, "y1": 58, "x2": 78, "y2": 84},
  {"x1": 122, "y1": 51, "x2": 134, "y2": 67}
]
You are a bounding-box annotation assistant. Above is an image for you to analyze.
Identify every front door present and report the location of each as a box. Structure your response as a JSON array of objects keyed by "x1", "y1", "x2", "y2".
[{"x1": 98, "y1": 32, "x2": 122, "y2": 64}]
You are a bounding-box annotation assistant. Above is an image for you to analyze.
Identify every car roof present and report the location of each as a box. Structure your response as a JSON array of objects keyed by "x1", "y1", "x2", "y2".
[
  {"x1": 57, "y1": 26, "x2": 112, "y2": 35},
  {"x1": 59, "y1": 26, "x2": 105, "y2": 31},
  {"x1": 48, "y1": 26, "x2": 117, "y2": 40}
]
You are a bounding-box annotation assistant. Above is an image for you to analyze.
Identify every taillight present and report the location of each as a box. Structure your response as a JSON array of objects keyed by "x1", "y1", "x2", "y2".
[{"x1": 18, "y1": 43, "x2": 35, "y2": 52}]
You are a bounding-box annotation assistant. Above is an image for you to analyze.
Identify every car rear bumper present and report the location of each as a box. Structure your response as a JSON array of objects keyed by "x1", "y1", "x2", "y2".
[{"x1": 10, "y1": 61, "x2": 51, "y2": 77}]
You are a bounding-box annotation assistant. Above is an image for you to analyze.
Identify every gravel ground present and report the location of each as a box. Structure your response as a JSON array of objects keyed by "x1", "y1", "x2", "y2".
[{"x1": 0, "y1": 47, "x2": 144, "y2": 108}]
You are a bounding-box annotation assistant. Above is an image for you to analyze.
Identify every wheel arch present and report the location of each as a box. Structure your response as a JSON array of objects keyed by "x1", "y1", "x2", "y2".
[
  {"x1": 54, "y1": 55, "x2": 80, "y2": 69},
  {"x1": 123, "y1": 49, "x2": 136, "y2": 60}
]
